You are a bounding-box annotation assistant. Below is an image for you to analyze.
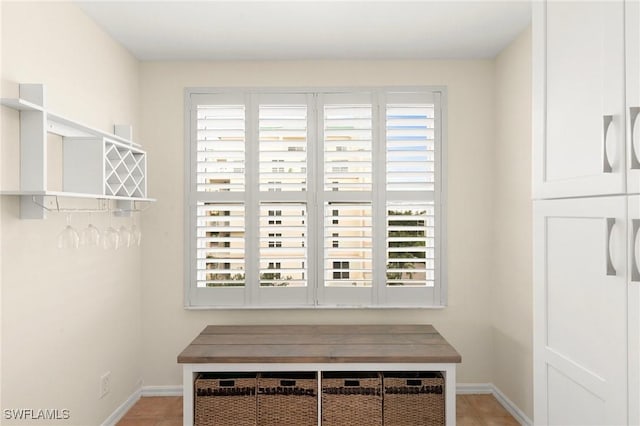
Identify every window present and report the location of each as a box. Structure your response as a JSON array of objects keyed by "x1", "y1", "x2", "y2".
[
  {"x1": 268, "y1": 233, "x2": 282, "y2": 248},
  {"x1": 332, "y1": 261, "x2": 350, "y2": 280},
  {"x1": 186, "y1": 88, "x2": 446, "y2": 307}
]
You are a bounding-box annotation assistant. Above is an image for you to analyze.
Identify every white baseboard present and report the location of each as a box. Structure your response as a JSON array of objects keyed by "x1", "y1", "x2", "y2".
[
  {"x1": 489, "y1": 384, "x2": 533, "y2": 426},
  {"x1": 456, "y1": 383, "x2": 493, "y2": 394},
  {"x1": 457, "y1": 383, "x2": 532, "y2": 426},
  {"x1": 142, "y1": 385, "x2": 183, "y2": 397},
  {"x1": 104, "y1": 383, "x2": 532, "y2": 426},
  {"x1": 100, "y1": 388, "x2": 141, "y2": 426},
  {"x1": 100, "y1": 385, "x2": 181, "y2": 425}
]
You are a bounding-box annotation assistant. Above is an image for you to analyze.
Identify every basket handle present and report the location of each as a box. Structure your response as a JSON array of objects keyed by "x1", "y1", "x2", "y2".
[
  {"x1": 280, "y1": 380, "x2": 296, "y2": 387},
  {"x1": 406, "y1": 379, "x2": 422, "y2": 386},
  {"x1": 219, "y1": 380, "x2": 235, "y2": 387}
]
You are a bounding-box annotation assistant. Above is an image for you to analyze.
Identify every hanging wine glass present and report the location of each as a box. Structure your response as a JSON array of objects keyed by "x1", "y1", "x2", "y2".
[
  {"x1": 130, "y1": 214, "x2": 142, "y2": 247},
  {"x1": 119, "y1": 224, "x2": 132, "y2": 248},
  {"x1": 57, "y1": 213, "x2": 79, "y2": 249},
  {"x1": 103, "y1": 213, "x2": 120, "y2": 250},
  {"x1": 80, "y1": 213, "x2": 101, "y2": 247}
]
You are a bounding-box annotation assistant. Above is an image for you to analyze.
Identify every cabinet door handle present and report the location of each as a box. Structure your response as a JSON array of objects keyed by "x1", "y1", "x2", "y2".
[
  {"x1": 606, "y1": 217, "x2": 617, "y2": 276},
  {"x1": 630, "y1": 107, "x2": 640, "y2": 170},
  {"x1": 603, "y1": 115, "x2": 614, "y2": 173},
  {"x1": 632, "y1": 219, "x2": 640, "y2": 282}
]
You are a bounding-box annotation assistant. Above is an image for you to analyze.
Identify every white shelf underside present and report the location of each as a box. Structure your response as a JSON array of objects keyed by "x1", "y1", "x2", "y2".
[{"x1": 1, "y1": 190, "x2": 155, "y2": 203}]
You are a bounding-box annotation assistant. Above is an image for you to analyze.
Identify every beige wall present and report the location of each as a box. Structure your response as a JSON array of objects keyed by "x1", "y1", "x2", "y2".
[
  {"x1": 492, "y1": 27, "x2": 533, "y2": 418},
  {"x1": 139, "y1": 60, "x2": 496, "y2": 387},
  {"x1": 0, "y1": 0, "x2": 3, "y2": 415},
  {"x1": 1, "y1": 3, "x2": 141, "y2": 425}
]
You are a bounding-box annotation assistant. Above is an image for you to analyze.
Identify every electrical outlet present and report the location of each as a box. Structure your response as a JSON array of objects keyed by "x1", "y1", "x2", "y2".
[{"x1": 99, "y1": 372, "x2": 111, "y2": 399}]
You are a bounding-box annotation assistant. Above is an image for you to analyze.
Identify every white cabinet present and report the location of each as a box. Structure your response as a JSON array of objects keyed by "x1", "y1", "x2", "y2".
[
  {"x1": 534, "y1": 196, "x2": 628, "y2": 425},
  {"x1": 626, "y1": 0, "x2": 640, "y2": 194},
  {"x1": 533, "y1": 1, "x2": 627, "y2": 198},
  {"x1": 533, "y1": 3, "x2": 640, "y2": 424},
  {"x1": 629, "y1": 195, "x2": 640, "y2": 425}
]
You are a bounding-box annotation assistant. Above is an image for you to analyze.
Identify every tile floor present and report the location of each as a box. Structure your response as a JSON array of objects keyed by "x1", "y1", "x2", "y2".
[
  {"x1": 117, "y1": 394, "x2": 520, "y2": 426},
  {"x1": 457, "y1": 394, "x2": 520, "y2": 426},
  {"x1": 116, "y1": 396, "x2": 182, "y2": 426}
]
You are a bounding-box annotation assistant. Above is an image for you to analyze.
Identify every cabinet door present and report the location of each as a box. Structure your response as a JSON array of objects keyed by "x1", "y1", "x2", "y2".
[
  {"x1": 629, "y1": 195, "x2": 640, "y2": 425},
  {"x1": 534, "y1": 196, "x2": 627, "y2": 425},
  {"x1": 627, "y1": 1, "x2": 640, "y2": 194},
  {"x1": 533, "y1": 1, "x2": 626, "y2": 199}
]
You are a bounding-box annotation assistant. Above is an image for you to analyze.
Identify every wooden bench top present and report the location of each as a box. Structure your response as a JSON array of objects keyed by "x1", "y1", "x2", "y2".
[{"x1": 177, "y1": 324, "x2": 462, "y2": 364}]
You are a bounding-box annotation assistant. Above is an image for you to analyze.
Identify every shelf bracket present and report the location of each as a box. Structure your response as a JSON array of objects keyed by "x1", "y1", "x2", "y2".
[
  {"x1": 20, "y1": 195, "x2": 47, "y2": 219},
  {"x1": 114, "y1": 200, "x2": 133, "y2": 217}
]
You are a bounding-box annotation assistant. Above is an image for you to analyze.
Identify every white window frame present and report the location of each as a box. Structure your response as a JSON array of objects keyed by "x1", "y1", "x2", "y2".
[{"x1": 184, "y1": 87, "x2": 447, "y2": 308}]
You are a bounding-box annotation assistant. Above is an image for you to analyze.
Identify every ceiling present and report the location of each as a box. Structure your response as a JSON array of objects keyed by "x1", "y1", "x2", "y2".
[{"x1": 76, "y1": 1, "x2": 532, "y2": 61}]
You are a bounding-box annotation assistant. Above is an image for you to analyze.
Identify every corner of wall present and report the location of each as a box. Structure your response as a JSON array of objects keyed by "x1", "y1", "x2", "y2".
[
  {"x1": 0, "y1": 0, "x2": 4, "y2": 414},
  {"x1": 490, "y1": 24, "x2": 533, "y2": 420}
]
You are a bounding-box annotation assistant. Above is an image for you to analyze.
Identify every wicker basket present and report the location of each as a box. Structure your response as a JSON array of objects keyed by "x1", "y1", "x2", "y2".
[
  {"x1": 194, "y1": 373, "x2": 257, "y2": 426},
  {"x1": 383, "y1": 372, "x2": 445, "y2": 426},
  {"x1": 321, "y1": 372, "x2": 382, "y2": 426},
  {"x1": 257, "y1": 372, "x2": 318, "y2": 426}
]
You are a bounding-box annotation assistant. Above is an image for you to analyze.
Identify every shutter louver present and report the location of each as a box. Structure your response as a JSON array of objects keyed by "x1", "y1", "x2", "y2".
[
  {"x1": 259, "y1": 203, "x2": 307, "y2": 287},
  {"x1": 259, "y1": 105, "x2": 307, "y2": 192},
  {"x1": 324, "y1": 203, "x2": 372, "y2": 287},
  {"x1": 196, "y1": 105, "x2": 245, "y2": 192},
  {"x1": 386, "y1": 104, "x2": 435, "y2": 191},
  {"x1": 386, "y1": 202, "x2": 434, "y2": 287},
  {"x1": 324, "y1": 104, "x2": 372, "y2": 191},
  {"x1": 196, "y1": 203, "x2": 245, "y2": 287}
]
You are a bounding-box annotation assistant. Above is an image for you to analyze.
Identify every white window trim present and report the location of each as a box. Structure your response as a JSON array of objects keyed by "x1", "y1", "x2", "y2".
[{"x1": 184, "y1": 87, "x2": 448, "y2": 309}]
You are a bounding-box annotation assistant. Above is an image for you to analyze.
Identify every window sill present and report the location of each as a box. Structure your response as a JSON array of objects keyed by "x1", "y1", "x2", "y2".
[{"x1": 183, "y1": 303, "x2": 447, "y2": 310}]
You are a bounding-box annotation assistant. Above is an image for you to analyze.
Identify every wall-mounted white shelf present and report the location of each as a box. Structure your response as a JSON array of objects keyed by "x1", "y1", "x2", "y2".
[
  {"x1": 0, "y1": 192, "x2": 153, "y2": 217},
  {"x1": 0, "y1": 190, "x2": 155, "y2": 203},
  {"x1": 1, "y1": 96, "x2": 140, "y2": 147},
  {"x1": 1, "y1": 98, "x2": 44, "y2": 112},
  {"x1": 47, "y1": 112, "x2": 141, "y2": 148},
  {"x1": 0, "y1": 83, "x2": 154, "y2": 219}
]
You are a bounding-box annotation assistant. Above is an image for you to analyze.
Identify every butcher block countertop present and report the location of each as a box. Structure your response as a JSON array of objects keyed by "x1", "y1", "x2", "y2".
[{"x1": 177, "y1": 324, "x2": 462, "y2": 364}]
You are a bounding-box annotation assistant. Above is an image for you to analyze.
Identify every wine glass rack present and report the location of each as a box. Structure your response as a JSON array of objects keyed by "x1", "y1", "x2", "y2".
[{"x1": 104, "y1": 142, "x2": 146, "y2": 198}]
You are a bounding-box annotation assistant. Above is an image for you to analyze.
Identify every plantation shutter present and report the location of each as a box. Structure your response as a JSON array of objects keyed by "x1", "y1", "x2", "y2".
[
  {"x1": 187, "y1": 89, "x2": 445, "y2": 308},
  {"x1": 323, "y1": 101, "x2": 372, "y2": 192},
  {"x1": 318, "y1": 93, "x2": 375, "y2": 306},
  {"x1": 255, "y1": 93, "x2": 314, "y2": 306},
  {"x1": 189, "y1": 93, "x2": 249, "y2": 306},
  {"x1": 259, "y1": 104, "x2": 308, "y2": 192},
  {"x1": 196, "y1": 203, "x2": 245, "y2": 287},
  {"x1": 382, "y1": 91, "x2": 442, "y2": 306},
  {"x1": 196, "y1": 104, "x2": 245, "y2": 192},
  {"x1": 386, "y1": 103, "x2": 435, "y2": 191}
]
